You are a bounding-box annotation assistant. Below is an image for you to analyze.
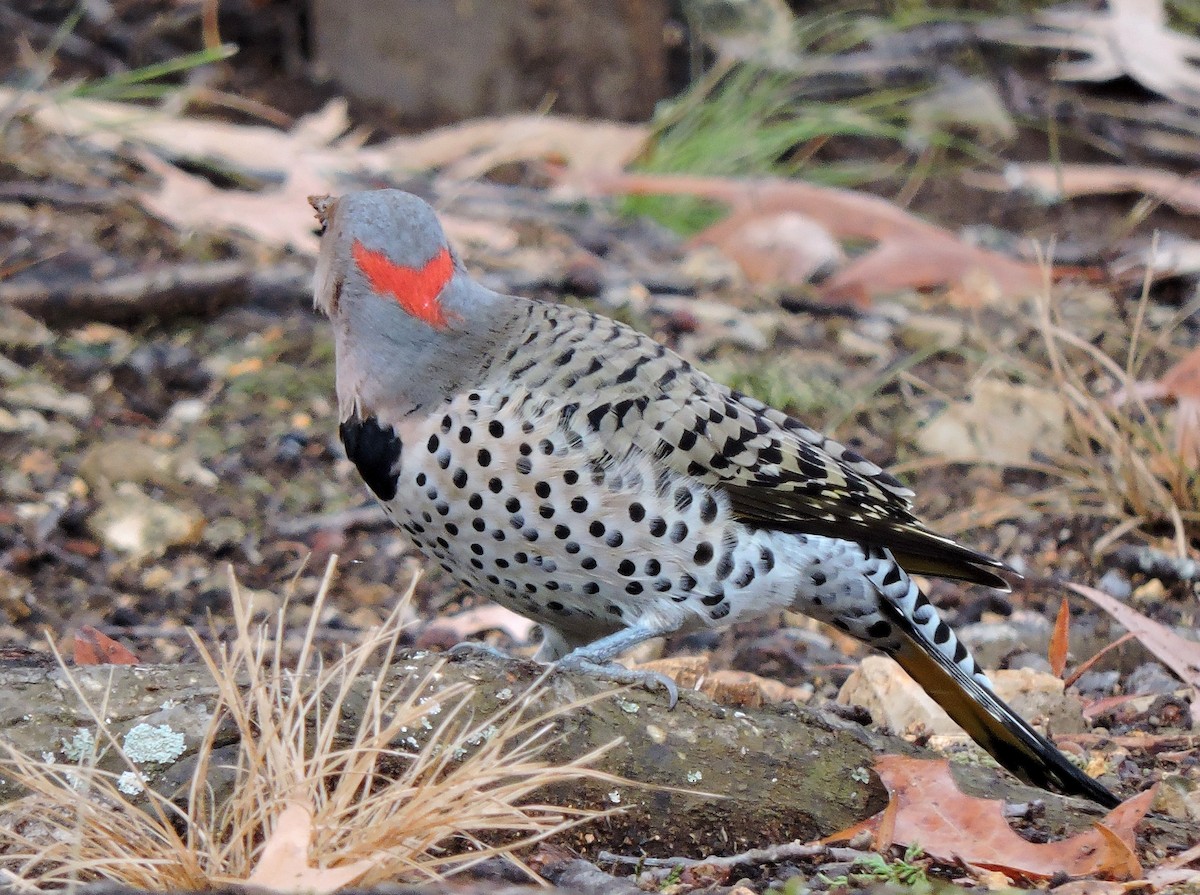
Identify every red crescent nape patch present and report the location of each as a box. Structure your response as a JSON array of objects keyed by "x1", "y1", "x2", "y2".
[{"x1": 352, "y1": 239, "x2": 454, "y2": 329}]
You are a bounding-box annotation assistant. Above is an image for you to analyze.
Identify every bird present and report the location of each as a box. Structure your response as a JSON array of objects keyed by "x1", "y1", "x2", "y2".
[{"x1": 309, "y1": 188, "x2": 1119, "y2": 808}]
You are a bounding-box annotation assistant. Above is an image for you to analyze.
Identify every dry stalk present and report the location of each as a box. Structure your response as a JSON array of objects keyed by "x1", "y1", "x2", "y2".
[{"x1": 0, "y1": 556, "x2": 621, "y2": 890}]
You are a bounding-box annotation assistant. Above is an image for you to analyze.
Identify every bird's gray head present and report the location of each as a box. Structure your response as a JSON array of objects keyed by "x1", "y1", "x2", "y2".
[{"x1": 310, "y1": 190, "x2": 509, "y2": 420}]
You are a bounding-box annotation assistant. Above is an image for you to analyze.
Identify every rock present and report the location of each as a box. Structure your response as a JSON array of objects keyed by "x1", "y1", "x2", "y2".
[
  {"x1": 678, "y1": 246, "x2": 745, "y2": 290},
  {"x1": 5, "y1": 382, "x2": 93, "y2": 421},
  {"x1": 1007, "y1": 651, "x2": 1053, "y2": 675},
  {"x1": 918, "y1": 380, "x2": 1066, "y2": 465},
  {"x1": 836, "y1": 328, "x2": 892, "y2": 361},
  {"x1": 1126, "y1": 662, "x2": 1182, "y2": 697},
  {"x1": 897, "y1": 313, "x2": 967, "y2": 353},
  {"x1": 0, "y1": 355, "x2": 23, "y2": 381},
  {"x1": 0, "y1": 305, "x2": 53, "y2": 348},
  {"x1": 1154, "y1": 774, "x2": 1200, "y2": 823},
  {"x1": 1072, "y1": 670, "x2": 1120, "y2": 697},
  {"x1": 906, "y1": 73, "x2": 1016, "y2": 149},
  {"x1": 703, "y1": 211, "x2": 844, "y2": 287},
  {"x1": 1097, "y1": 568, "x2": 1132, "y2": 600},
  {"x1": 1132, "y1": 577, "x2": 1166, "y2": 603},
  {"x1": 87, "y1": 483, "x2": 205, "y2": 563},
  {"x1": 203, "y1": 517, "x2": 247, "y2": 551},
  {"x1": 653, "y1": 295, "x2": 777, "y2": 354},
  {"x1": 838, "y1": 656, "x2": 1089, "y2": 737},
  {"x1": 959, "y1": 610, "x2": 1052, "y2": 671},
  {"x1": 78, "y1": 439, "x2": 216, "y2": 491}
]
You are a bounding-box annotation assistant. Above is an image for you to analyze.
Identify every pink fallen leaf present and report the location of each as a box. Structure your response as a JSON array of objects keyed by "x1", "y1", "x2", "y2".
[
  {"x1": 242, "y1": 802, "x2": 376, "y2": 894},
  {"x1": 1067, "y1": 581, "x2": 1200, "y2": 722},
  {"x1": 964, "y1": 163, "x2": 1200, "y2": 217},
  {"x1": 576, "y1": 172, "x2": 1049, "y2": 307}
]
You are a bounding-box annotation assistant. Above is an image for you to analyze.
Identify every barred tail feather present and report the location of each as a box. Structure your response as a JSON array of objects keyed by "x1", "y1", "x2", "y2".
[{"x1": 879, "y1": 597, "x2": 1120, "y2": 808}]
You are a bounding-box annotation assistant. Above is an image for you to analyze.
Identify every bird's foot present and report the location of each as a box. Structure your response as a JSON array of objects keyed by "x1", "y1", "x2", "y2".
[{"x1": 554, "y1": 654, "x2": 679, "y2": 708}]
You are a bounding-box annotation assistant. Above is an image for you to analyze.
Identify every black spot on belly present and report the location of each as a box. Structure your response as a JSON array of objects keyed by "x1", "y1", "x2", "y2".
[{"x1": 339, "y1": 416, "x2": 403, "y2": 501}]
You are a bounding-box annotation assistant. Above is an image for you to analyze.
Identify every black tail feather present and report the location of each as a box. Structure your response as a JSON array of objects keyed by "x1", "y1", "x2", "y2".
[{"x1": 879, "y1": 598, "x2": 1120, "y2": 808}]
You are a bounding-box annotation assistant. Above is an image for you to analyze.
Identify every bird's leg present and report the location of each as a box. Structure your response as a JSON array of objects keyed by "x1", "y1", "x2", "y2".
[{"x1": 555, "y1": 623, "x2": 682, "y2": 707}]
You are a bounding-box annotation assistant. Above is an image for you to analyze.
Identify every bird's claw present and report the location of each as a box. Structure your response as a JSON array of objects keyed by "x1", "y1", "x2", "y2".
[{"x1": 554, "y1": 655, "x2": 679, "y2": 708}]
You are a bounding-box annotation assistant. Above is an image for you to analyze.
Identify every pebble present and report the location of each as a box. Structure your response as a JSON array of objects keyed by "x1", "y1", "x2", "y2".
[
  {"x1": 1132, "y1": 578, "x2": 1166, "y2": 603},
  {"x1": 1006, "y1": 651, "x2": 1052, "y2": 675},
  {"x1": 87, "y1": 482, "x2": 206, "y2": 563},
  {"x1": 1097, "y1": 568, "x2": 1132, "y2": 600},
  {"x1": 1072, "y1": 670, "x2": 1120, "y2": 696},
  {"x1": 1126, "y1": 662, "x2": 1182, "y2": 697},
  {"x1": 6, "y1": 382, "x2": 93, "y2": 420}
]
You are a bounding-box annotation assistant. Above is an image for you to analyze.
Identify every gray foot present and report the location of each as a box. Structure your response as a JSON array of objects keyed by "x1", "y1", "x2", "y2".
[{"x1": 555, "y1": 654, "x2": 679, "y2": 708}]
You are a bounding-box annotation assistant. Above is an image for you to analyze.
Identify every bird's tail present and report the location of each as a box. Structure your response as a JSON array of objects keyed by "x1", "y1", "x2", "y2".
[{"x1": 876, "y1": 595, "x2": 1120, "y2": 808}]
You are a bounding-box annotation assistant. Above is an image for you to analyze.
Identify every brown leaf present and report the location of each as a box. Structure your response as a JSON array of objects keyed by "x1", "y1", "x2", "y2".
[
  {"x1": 964, "y1": 164, "x2": 1200, "y2": 217},
  {"x1": 73, "y1": 626, "x2": 140, "y2": 666},
  {"x1": 2, "y1": 88, "x2": 646, "y2": 256},
  {"x1": 574, "y1": 172, "x2": 1046, "y2": 306},
  {"x1": 1050, "y1": 595, "x2": 1071, "y2": 679},
  {"x1": 242, "y1": 802, "x2": 376, "y2": 894},
  {"x1": 826, "y1": 756, "x2": 1153, "y2": 880}
]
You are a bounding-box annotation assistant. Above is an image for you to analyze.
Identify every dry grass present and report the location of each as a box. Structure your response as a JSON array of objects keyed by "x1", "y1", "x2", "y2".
[
  {"x1": 0, "y1": 557, "x2": 619, "y2": 891},
  {"x1": 1032, "y1": 266, "x2": 1200, "y2": 556},
  {"x1": 889, "y1": 258, "x2": 1198, "y2": 556}
]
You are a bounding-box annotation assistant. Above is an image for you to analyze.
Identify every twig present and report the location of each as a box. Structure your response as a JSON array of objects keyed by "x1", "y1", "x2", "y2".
[
  {"x1": 1056, "y1": 732, "x2": 1200, "y2": 751},
  {"x1": 597, "y1": 842, "x2": 872, "y2": 883},
  {"x1": 0, "y1": 180, "x2": 123, "y2": 208},
  {"x1": 273, "y1": 505, "x2": 389, "y2": 537},
  {"x1": 1064, "y1": 632, "x2": 1136, "y2": 689},
  {"x1": 1, "y1": 259, "x2": 311, "y2": 324},
  {"x1": 1109, "y1": 544, "x2": 1200, "y2": 583}
]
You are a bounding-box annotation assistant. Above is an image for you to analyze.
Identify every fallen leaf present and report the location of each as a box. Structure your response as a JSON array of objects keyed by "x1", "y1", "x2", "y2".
[
  {"x1": 983, "y1": 0, "x2": 1200, "y2": 109},
  {"x1": 433, "y1": 604, "x2": 537, "y2": 644},
  {"x1": 1112, "y1": 344, "x2": 1200, "y2": 466},
  {"x1": 0, "y1": 87, "x2": 647, "y2": 256},
  {"x1": 1067, "y1": 582, "x2": 1200, "y2": 721},
  {"x1": 1050, "y1": 595, "x2": 1071, "y2": 679},
  {"x1": 1148, "y1": 841, "x2": 1200, "y2": 890},
  {"x1": 826, "y1": 756, "x2": 1153, "y2": 880},
  {"x1": 242, "y1": 802, "x2": 376, "y2": 894},
  {"x1": 964, "y1": 163, "x2": 1200, "y2": 217},
  {"x1": 573, "y1": 172, "x2": 1048, "y2": 307},
  {"x1": 385, "y1": 116, "x2": 648, "y2": 182},
  {"x1": 73, "y1": 626, "x2": 139, "y2": 666}
]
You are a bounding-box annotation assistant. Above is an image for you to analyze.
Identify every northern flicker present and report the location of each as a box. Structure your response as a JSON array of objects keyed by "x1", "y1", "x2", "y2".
[{"x1": 311, "y1": 189, "x2": 1118, "y2": 807}]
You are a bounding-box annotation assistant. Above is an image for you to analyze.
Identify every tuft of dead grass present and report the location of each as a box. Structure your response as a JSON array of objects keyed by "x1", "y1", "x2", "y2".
[
  {"x1": 1032, "y1": 261, "x2": 1200, "y2": 556},
  {"x1": 0, "y1": 556, "x2": 619, "y2": 891}
]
